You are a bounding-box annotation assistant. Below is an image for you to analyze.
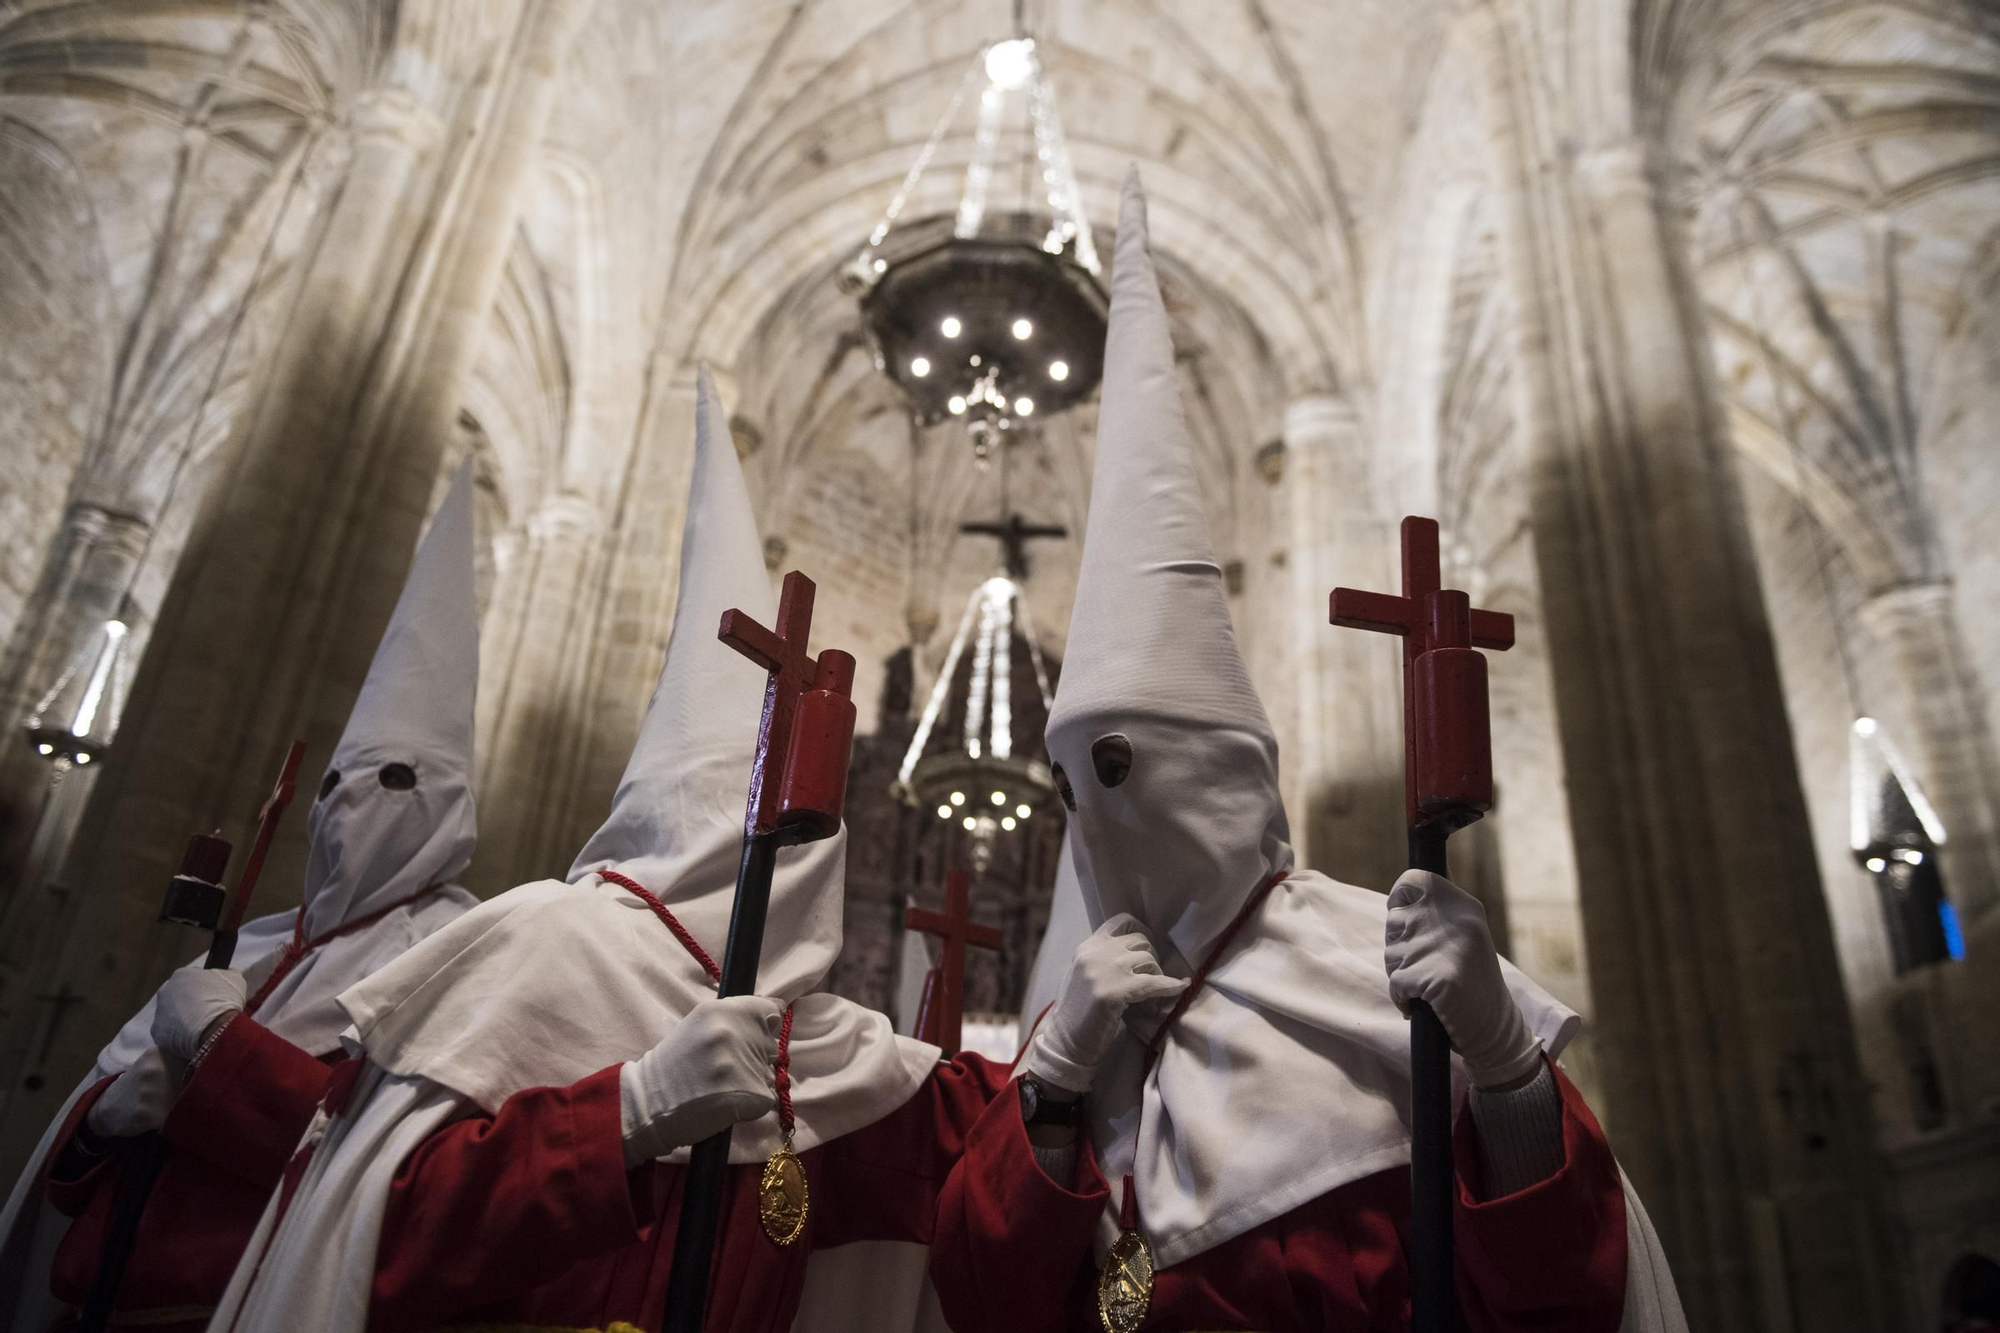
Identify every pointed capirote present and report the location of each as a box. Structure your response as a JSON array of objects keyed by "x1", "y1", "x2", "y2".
[
  {"x1": 570, "y1": 370, "x2": 847, "y2": 992},
  {"x1": 303, "y1": 461, "x2": 480, "y2": 935},
  {"x1": 1044, "y1": 168, "x2": 1289, "y2": 962}
]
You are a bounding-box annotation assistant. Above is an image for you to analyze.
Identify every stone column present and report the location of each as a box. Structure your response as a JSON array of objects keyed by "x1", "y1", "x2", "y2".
[
  {"x1": 1852, "y1": 582, "x2": 2000, "y2": 921},
  {"x1": 1475, "y1": 15, "x2": 1899, "y2": 1328},
  {"x1": 469, "y1": 493, "x2": 605, "y2": 894},
  {"x1": 0, "y1": 1, "x2": 589, "y2": 1171},
  {"x1": 1280, "y1": 396, "x2": 1405, "y2": 890}
]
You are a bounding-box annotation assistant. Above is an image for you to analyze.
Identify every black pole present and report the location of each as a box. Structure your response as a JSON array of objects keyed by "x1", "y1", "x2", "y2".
[
  {"x1": 660, "y1": 832, "x2": 782, "y2": 1333},
  {"x1": 1407, "y1": 824, "x2": 1459, "y2": 1333},
  {"x1": 79, "y1": 928, "x2": 239, "y2": 1332}
]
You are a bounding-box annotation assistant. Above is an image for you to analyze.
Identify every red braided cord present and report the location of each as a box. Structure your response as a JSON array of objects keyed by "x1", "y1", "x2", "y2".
[
  {"x1": 774, "y1": 1003, "x2": 796, "y2": 1135},
  {"x1": 245, "y1": 882, "x2": 450, "y2": 1015},
  {"x1": 598, "y1": 870, "x2": 722, "y2": 982},
  {"x1": 597, "y1": 868, "x2": 794, "y2": 1133}
]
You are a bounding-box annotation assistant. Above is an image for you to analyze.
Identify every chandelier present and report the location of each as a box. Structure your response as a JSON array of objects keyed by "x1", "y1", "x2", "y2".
[
  {"x1": 23, "y1": 618, "x2": 131, "y2": 767},
  {"x1": 896, "y1": 569, "x2": 1057, "y2": 873},
  {"x1": 842, "y1": 37, "x2": 1107, "y2": 462}
]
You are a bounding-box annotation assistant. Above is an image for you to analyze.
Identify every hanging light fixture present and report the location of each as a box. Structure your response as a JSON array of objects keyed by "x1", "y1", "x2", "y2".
[
  {"x1": 24, "y1": 618, "x2": 131, "y2": 766},
  {"x1": 841, "y1": 34, "x2": 1107, "y2": 461},
  {"x1": 895, "y1": 573, "x2": 1057, "y2": 874}
]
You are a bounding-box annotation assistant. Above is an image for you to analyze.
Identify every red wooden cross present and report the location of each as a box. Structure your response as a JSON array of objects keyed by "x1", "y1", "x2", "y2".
[
  {"x1": 220, "y1": 740, "x2": 307, "y2": 934},
  {"x1": 905, "y1": 869, "x2": 1003, "y2": 1056},
  {"x1": 1330, "y1": 517, "x2": 1514, "y2": 830},
  {"x1": 719, "y1": 572, "x2": 822, "y2": 837}
]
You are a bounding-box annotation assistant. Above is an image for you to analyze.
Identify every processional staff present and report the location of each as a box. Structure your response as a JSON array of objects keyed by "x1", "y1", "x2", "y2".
[
  {"x1": 79, "y1": 740, "x2": 307, "y2": 1333},
  {"x1": 905, "y1": 868, "x2": 1003, "y2": 1056},
  {"x1": 1330, "y1": 518, "x2": 1513, "y2": 1333},
  {"x1": 660, "y1": 570, "x2": 858, "y2": 1333}
]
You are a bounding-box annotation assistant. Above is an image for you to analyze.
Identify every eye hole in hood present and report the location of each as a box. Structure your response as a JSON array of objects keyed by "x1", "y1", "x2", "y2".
[
  {"x1": 1053, "y1": 762, "x2": 1076, "y2": 811},
  {"x1": 318, "y1": 769, "x2": 341, "y2": 801},
  {"x1": 378, "y1": 762, "x2": 417, "y2": 791},
  {"x1": 1091, "y1": 734, "x2": 1133, "y2": 788}
]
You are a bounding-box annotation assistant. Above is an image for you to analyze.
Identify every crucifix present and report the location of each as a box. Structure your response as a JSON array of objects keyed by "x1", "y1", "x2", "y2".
[
  {"x1": 1330, "y1": 516, "x2": 1513, "y2": 1333},
  {"x1": 905, "y1": 868, "x2": 1003, "y2": 1055},
  {"x1": 960, "y1": 512, "x2": 1068, "y2": 580},
  {"x1": 663, "y1": 570, "x2": 858, "y2": 1333}
]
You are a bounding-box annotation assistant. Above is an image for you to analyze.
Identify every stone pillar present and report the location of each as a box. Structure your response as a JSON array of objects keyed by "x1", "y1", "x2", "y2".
[
  {"x1": 1852, "y1": 582, "x2": 2000, "y2": 920},
  {"x1": 1476, "y1": 19, "x2": 1899, "y2": 1328},
  {"x1": 0, "y1": 1, "x2": 589, "y2": 1172},
  {"x1": 469, "y1": 493, "x2": 605, "y2": 894},
  {"x1": 1280, "y1": 396, "x2": 1405, "y2": 889}
]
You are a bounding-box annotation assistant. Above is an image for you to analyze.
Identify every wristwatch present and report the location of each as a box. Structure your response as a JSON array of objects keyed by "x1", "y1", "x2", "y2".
[{"x1": 1018, "y1": 1075, "x2": 1085, "y2": 1127}]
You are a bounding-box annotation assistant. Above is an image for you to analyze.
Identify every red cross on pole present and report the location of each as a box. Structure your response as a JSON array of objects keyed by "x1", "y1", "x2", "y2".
[
  {"x1": 906, "y1": 869, "x2": 1004, "y2": 1055},
  {"x1": 1329, "y1": 516, "x2": 1513, "y2": 1333}
]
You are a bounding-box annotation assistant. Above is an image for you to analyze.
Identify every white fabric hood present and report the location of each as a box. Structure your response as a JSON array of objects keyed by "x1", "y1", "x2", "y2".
[
  {"x1": 301, "y1": 463, "x2": 480, "y2": 943},
  {"x1": 336, "y1": 371, "x2": 936, "y2": 1159},
  {"x1": 1048, "y1": 173, "x2": 1579, "y2": 1269}
]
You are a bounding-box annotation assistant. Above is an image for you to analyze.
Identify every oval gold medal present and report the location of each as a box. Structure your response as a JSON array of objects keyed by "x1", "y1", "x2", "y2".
[
  {"x1": 759, "y1": 1146, "x2": 809, "y2": 1245},
  {"x1": 1097, "y1": 1227, "x2": 1154, "y2": 1333}
]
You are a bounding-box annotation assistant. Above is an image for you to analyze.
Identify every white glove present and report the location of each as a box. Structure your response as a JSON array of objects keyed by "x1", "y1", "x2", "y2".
[
  {"x1": 1022, "y1": 914, "x2": 1188, "y2": 1094},
  {"x1": 151, "y1": 968, "x2": 248, "y2": 1062},
  {"x1": 620, "y1": 995, "x2": 783, "y2": 1167},
  {"x1": 1384, "y1": 870, "x2": 1543, "y2": 1088},
  {"x1": 86, "y1": 1048, "x2": 180, "y2": 1139}
]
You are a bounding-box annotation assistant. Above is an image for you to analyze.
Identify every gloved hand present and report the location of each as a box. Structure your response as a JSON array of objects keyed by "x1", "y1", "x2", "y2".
[
  {"x1": 620, "y1": 995, "x2": 783, "y2": 1167},
  {"x1": 152, "y1": 968, "x2": 247, "y2": 1063},
  {"x1": 1384, "y1": 870, "x2": 1543, "y2": 1088},
  {"x1": 1022, "y1": 913, "x2": 1188, "y2": 1094},
  {"x1": 85, "y1": 1048, "x2": 180, "y2": 1139}
]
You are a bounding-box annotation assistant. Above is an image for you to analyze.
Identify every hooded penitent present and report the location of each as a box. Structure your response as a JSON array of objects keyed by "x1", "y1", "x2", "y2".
[
  {"x1": 0, "y1": 466, "x2": 482, "y2": 1331},
  {"x1": 1045, "y1": 172, "x2": 1581, "y2": 1269},
  {"x1": 317, "y1": 369, "x2": 935, "y2": 1145}
]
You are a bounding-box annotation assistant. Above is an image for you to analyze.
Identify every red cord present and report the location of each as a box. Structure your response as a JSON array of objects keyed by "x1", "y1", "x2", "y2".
[
  {"x1": 598, "y1": 868, "x2": 795, "y2": 1136},
  {"x1": 245, "y1": 882, "x2": 449, "y2": 1015},
  {"x1": 599, "y1": 871, "x2": 722, "y2": 982}
]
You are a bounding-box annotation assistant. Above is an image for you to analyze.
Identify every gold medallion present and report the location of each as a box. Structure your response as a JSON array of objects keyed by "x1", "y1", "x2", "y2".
[
  {"x1": 758, "y1": 1143, "x2": 809, "y2": 1245},
  {"x1": 1097, "y1": 1227, "x2": 1154, "y2": 1333}
]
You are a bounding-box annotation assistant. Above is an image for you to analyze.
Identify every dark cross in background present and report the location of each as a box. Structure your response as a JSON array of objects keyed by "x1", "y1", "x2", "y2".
[
  {"x1": 960, "y1": 512, "x2": 1069, "y2": 580},
  {"x1": 905, "y1": 868, "x2": 1003, "y2": 1055}
]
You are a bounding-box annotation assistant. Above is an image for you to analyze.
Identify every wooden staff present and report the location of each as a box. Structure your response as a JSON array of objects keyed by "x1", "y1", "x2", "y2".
[
  {"x1": 1331, "y1": 519, "x2": 1512, "y2": 1333},
  {"x1": 79, "y1": 740, "x2": 304, "y2": 1333},
  {"x1": 660, "y1": 572, "x2": 857, "y2": 1333}
]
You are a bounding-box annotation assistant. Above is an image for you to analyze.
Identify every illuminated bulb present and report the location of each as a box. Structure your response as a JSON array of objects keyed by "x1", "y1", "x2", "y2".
[
  {"x1": 950, "y1": 790, "x2": 966, "y2": 806},
  {"x1": 991, "y1": 790, "x2": 1006, "y2": 806},
  {"x1": 872, "y1": 257, "x2": 887, "y2": 274},
  {"x1": 942, "y1": 316, "x2": 962, "y2": 338},
  {"x1": 36, "y1": 743, "x2": 53, "y2": 756},
  {"x1": 1049, "y1": 360, "x2": 1069, "y2": 381},
  {"x1": 910, "y1": 356, "x2": 931, "y2": 378},
  {"x1": 1014, "y1": 397, "x2": 1035, "y2": 416},
  {"x1": 984, "y1": 37, "x2": 1037, "y2": 91},
  {"x1": 937, "y1": 804, "x2": 952, "y2": 819},
  {"x1": 1853, "y1": 717, "x2": 1877, "y2": 736},
  {"x1": 1865, "y1": 856, "x2": 1887, "y2": 873},
  {"x1": 948, "y1": 395, "x2": 967, "y2": 415},
  {"x1": 970, "y1": 354, "x2": 983, "y2": 367},
  {"x1": 1011, "y1": 317, "x2": 1033, "y2": 340},
  {"x1": 1895, "y1": 848, "x2": 1925, "y2": 865},
  {"x1": 962, "y1": 816, "x2": 977, "y2": 831},
  {"x1": 1015, "y1": 803, "x2": 1031, "y2": 818},
  {"x1": 76, "y1": 752, "x2": 91, "y2": 765},
  {"x1": 1001, "y1": 816, "x2": 1017, "y2": 831}
]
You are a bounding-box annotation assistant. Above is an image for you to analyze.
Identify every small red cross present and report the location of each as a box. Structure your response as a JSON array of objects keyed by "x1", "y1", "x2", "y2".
[
  {"x1": 905, "y1": 869, "x2": 1003, "y2": 1056},
  {"x1": 720, "y1": 572, "x2": 821, "y2": 837},
  {"x1": 1330, "y1": 517, "x2": 1513, "y2": 829}
]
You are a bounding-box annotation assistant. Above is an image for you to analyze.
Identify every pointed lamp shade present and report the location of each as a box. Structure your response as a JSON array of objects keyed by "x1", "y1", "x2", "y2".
[{"x1": 24, "y1": 617, "x2": 132, "y2": 766}]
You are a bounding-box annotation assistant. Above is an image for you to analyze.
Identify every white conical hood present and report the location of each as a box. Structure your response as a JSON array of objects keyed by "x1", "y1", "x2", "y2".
[
  {"x1": 1045, "y1": 171, "x2": 1290, "y2": 968},
  {"x1": 569, "y1": 370, "x2": 847, "y2": 998},
  {"x1": 302, "y1": 463, "x2": 480, "y2": 939}
]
